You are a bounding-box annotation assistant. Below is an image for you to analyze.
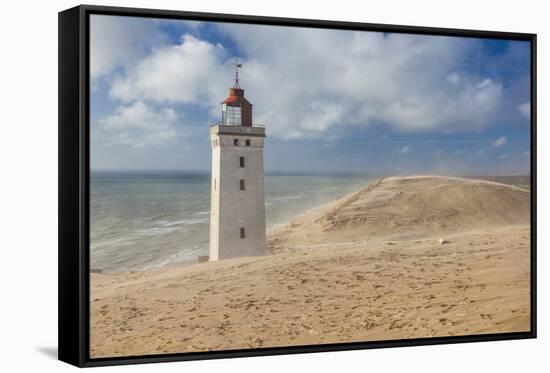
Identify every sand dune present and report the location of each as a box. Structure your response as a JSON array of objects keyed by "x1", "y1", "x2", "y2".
[
  {"x1": 335, "y1": 176, "x2": 530, "y2": 232},
  {"x1": 269, "y1": 176, "x2": 530, "y2": 252},
  {"x1": 90, "y1": 176, "x2": 531, "y2": 358}
]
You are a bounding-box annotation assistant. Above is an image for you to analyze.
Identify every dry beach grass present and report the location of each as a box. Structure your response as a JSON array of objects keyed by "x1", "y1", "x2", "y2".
[{"x1": 90, "y1": 176, "x2": 531, "y2": 357}]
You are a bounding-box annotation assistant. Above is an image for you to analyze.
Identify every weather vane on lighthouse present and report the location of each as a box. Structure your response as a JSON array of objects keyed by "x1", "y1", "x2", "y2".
[{"x1": 234, "y1": 58, "x2": 243, "y2": 88}]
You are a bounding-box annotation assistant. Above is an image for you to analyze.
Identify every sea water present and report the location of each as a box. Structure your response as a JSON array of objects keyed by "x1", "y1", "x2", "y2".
[{"x1": 90, "y1": 171, "x2": 373, "y2": 273}]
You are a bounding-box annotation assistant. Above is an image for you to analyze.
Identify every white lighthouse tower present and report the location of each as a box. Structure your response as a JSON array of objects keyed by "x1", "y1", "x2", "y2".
[{"x1": 209, "y1": 62, "x2": 267, "y2": 261}]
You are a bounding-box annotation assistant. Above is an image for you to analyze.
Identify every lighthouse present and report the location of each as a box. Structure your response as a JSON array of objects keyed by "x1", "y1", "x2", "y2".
[{"x1": 209, "y1": 62, "x2": 267, "y2": 261}]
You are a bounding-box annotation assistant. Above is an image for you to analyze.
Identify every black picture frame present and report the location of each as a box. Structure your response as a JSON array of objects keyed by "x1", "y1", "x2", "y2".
[{"x1": 58, "y1": 4, "x2": 537, "y2": 368}]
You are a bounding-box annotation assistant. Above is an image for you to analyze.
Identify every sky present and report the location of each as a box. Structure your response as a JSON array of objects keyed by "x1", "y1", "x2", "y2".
[{"x1": 89, "y1": 15, "x2": 532, "y2": 175}]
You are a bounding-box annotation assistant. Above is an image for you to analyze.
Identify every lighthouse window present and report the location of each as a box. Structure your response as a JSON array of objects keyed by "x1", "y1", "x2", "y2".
[
  {"x1": 234, "y1": 138, "x2": 239, "y2": 146},
  {"x1": 224, "y1": 105, "x2": 242, "y2": 126},
  {"x1": 240, "y1": 227, "x2": 245, "y2": 239},
  {"x1": 240, "y1": 179, "x2": 245, "y2": 191},
  {"x1": 240, "y1": 156, "x2": 245, "y2": 168},
  {"x1": 214, "y1": 178, "x2": 216, "y2": 191},
  {"x1": 245, "y1": 139, "x2": 250, "y2": 146}
]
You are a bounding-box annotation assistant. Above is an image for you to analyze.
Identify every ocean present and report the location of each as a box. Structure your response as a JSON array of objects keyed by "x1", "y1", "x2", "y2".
[{"x1": 90, "y1": 171, "x2": 373, "y2": 273}]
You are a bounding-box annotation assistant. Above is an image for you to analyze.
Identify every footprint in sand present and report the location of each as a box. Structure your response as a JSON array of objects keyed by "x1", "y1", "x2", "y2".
[{"x1": 480, "y1": 313, "x2": 493, "y2": 320}]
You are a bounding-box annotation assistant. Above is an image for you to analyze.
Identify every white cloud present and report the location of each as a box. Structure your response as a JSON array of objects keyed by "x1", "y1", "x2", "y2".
[
  {"x1": 493, "y1": 136, "x2": 507, "y2": 148},
  {"x1": 523, "y1": 150, "x2": 530, "y2": 158},
  {"x1": 434, "y1": 149, "x2": 443, "y2": 156},
  {"x1": 110, "y1": 34, "x2": 229, "y2": 106},
  {"x1": 446, "y1": 72, "x2": 460, "y2": 84},
  {"x1": 519, "y1": 101, "x2": 530, "y2": 120},
  {"x1": 499, "y1": 153, "x2": 509, "y2": 160},
  {"x1": 105, "y1": 25, "x2": 507, "y2": 140},
  {"x1": 400, "y1": 145, "x2": 411, "y2": 154},
  {"x1": 90, "y1": 15, "x2": 167, "y2": 81},
  {"x1": 227, "y1": 28, "x2": 504, "y2": 138},
  {"x1": 98, "y1": 101, "x2": 178, "y2": 148}
]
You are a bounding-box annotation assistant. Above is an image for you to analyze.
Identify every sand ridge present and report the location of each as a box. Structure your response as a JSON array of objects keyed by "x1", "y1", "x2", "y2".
[
  {"x1": 90, "y1": 176, "x2": 531, "y2": 357},
  {"x1": 269, "y1": 175, "x2": 530, "y2": 252}
]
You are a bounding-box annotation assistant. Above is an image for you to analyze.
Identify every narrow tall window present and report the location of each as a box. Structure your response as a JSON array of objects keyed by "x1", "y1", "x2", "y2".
[
  {"x1": 240, "y1": 227, "x2": 245, "y2": 239},
  {"x1": 234, "y1": 138, "x2": 239, "y2": 146},
  {"x1": 214, "y1": 178, "x2": 216, "y2": 191},
  {"x1": 240, "y1": 156, "x2": 245, "y2": 168},
  {"x1": 240, "y1": 179, "x2": 245, "y2": 191},
  {"x1": 245, "y1": 139, "x2": 250, "y2": 146}
]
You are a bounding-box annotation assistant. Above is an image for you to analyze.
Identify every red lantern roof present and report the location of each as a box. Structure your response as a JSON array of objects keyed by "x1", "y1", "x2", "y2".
[{"x1": 221, "y1": 87, "x2": 253, "y2": 106}]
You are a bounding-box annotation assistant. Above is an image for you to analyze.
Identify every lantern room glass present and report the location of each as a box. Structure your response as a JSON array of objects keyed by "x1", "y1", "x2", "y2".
[{"x1": 222, "y1": 103, "x2": 242, "y2": 126}]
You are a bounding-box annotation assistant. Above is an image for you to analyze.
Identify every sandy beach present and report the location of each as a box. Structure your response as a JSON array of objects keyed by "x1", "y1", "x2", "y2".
[{"x1": 90, "y1": 175, "x2": 531, "y2": 358}]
